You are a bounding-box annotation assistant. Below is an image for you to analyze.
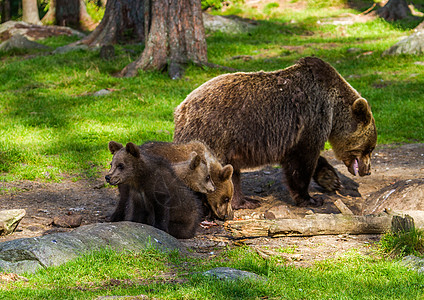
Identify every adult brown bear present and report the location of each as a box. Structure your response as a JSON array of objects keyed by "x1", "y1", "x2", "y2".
[{"x1": 174, "y1": 57, "x2": 377, "y2": 209}]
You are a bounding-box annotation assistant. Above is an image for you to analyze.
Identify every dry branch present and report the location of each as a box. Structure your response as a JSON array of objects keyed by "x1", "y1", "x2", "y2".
[{"x1": 224, "y1": 210, "x2": 424, "y2": 238}]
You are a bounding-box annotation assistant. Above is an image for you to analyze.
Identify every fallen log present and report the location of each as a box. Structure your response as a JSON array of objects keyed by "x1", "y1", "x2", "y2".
[{"x1": 225, "y1": 210, "x2": 424, "y2": 238}]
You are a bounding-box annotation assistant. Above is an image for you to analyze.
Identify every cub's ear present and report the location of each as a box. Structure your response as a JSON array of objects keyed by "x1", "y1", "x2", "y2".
[
  {"x1": 220, "y1": 164, "x2": 234, "y2": 181},
  {"x1": 352, "y1": 98, "x2": 372, "y2": 124},
  {"x1": 109, "y1": 141, "x2": 123, "y2": 154},
  {"x1": 125, "y1": 142, "x2": 141, "y2": 158},
  {"x1": 189, "y1": 152, "x2": 201, "y2": 170}
]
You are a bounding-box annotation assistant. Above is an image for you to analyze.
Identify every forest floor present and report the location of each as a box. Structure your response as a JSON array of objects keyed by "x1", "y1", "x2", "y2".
[{"x1": 1, "y1": 143, "x2": 423, "y2": 266}]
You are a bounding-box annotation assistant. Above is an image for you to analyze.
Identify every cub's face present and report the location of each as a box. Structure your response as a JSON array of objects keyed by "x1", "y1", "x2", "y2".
[
  {"x1": 206, "y1": 163, "x2": 234, "y2": 220},
  {"x1": 189, "y1": 161, "x2": 215, "y2": 194},
  {"x1": 331, "y1": 98, "x2": 377, "y2": 177},
  {"x1": 105, "y1": 141, "x2": 140, "y2": 186}
]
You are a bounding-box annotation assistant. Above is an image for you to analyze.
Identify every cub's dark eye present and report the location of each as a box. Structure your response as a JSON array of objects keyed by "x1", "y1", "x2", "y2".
[
  {"x1": 117, "y1": 163, "x2": 124, "y2": 170},
  {"x1": 222, "y1": 197, "x2": 230, "y2": 203},
  {"x1": 206, "y1": 175, "x2": 211, "y2": 181}
]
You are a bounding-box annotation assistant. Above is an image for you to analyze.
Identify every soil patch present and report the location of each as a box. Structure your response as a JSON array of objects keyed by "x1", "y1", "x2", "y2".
[{"x1": 0, "y1": 144, "x2": 423, "y2": 266}]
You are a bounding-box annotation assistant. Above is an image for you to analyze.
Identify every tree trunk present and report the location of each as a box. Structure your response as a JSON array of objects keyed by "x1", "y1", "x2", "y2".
[
  {"x1": 1, "y1": 0, "x2": 11, "y2": 22},
  {"x1": 416, "y1": 20, "x2": 424, "y2": 31},
  {"x1": 55, "y1": 0, "x2": 80, "y2": 28},
  {"x1": 42, "y1": 0, "x2": 95, "y2": 30},
  {"x1": 22, "y1": 0, "x2": 41, "y2": 24},
  {"x1": 78, "y1": 0, "x2": 144, "y2": 47},
  {"x1": 79, "y1": 0, "x2": 98, "y2": 30},
  {"x1": 378, "y1": 0, "x2": 413, "y2": 21},
  {"x1": 41, "y1": 0, "x2": 56, "y2": 24},
  {"x1": 119, "y1": 0, "x2": 207, "y2": 79}
]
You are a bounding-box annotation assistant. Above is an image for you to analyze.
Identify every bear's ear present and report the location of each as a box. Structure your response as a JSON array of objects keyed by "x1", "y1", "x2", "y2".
[
  {"x1": 125, "y1": 142, "x2": 140, "y2": 158},
  {"x1": 189, "y1": 152, "x2": 201, "y2": 170},
  {"x1": 352, "y1": 98, "x2": 372, "y2": 124},
  {"x1": 109, "y1": 141, "x2": 123, "y2": 154},
  {"x1": 220, "y1": 164, "x2": 234, "y2": 181}
]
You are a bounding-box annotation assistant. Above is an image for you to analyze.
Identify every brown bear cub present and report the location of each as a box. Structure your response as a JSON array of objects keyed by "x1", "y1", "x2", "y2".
[
  {"x1": 205, "y1": 158, "x2": 234, "y2": 220},
  {"x1": 105, "y1": 141, "x2": 202, "y2": 239},
  {"x1": 140, "y1": 141, "x2": 215, "y2": 194},
  {"x1": 141, "y1": 140, "x2": 235, "y2": 220},
  {"x1": 174, "y1": 56, "x2": 377, "y2": 209},
  {"x1": 108, "y1": 141, "x2": 214, "y2": 222}
]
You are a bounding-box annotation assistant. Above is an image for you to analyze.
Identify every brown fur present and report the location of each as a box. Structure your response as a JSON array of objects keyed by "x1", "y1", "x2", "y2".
[
  {"x1": 108, "y1": 141, "x2": 214, "y2": 222},
  {"x1": 206, "y1": 158, "x2": 234, "y2": 220},
  {"x1": 140, "y1": 141, "x2": 215, "y2": 194},
  {"x1": 105, "y1": 141, "x2": 202, "y2": 239},
  {"x1": 174, "y1": 57, "x2": 377, "y2": 209},
  {"x1": 141, "y1": 140, "x2": 235, "y2": 220}
]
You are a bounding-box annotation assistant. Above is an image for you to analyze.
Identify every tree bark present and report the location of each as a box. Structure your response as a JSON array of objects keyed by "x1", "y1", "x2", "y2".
[
  {"x1": 119, "y1": 0, "x2": 207, "y2": 79},
  {"x1": 1, "y1": 0, "x2": 11, "y2": 22},
  {"x1": 41, "y1": 0, "x2": 56, "y2": 24},
  {"x1": 378, "y1": 0, "x2": 413, "y2": 21},
  {"x1": 22, "y1": 0, "x2": 41, "y2": 25},
  {"x1": 79, "y1": 0, "x2": 97, "y2": 30},
  {"x1": 42, "y1": 0, "x2": 95, "y2": 30},
  {"x1": 55, "y1": 0, "x2": 80, "y2": 28},
  {"x1": 78, "y1": 0, "x2": 144, "y2": 47}
]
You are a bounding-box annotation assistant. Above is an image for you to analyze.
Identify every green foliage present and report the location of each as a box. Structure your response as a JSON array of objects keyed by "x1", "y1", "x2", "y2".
[
  {"x1": 86, "y1": 0, "x2": 105, "y2": 23},
  {"x1": 379, "y1": 228, "x2": 424, "y2": 258},
  {"x1": 201, "y1": 0, "x2": 241, "y2": 11},
  {"x1": 1, "y1": 1, "x2": 423, "y2": 182}
]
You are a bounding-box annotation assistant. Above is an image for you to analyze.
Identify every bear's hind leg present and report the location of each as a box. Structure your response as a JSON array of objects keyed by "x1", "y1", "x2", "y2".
[
  {"x1": 313, "y1": 156, "x2": 341, "y2": 192},
  {"x1": 231, "y1": 169, "x2": 261, "y2": 210},
  {"x1": 282, "y1": 151, "x2": 323, "y2": 207}
]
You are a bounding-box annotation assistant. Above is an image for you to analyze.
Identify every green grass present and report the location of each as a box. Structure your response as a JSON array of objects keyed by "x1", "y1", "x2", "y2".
[
  {"x1": 0, "y1": 246, "x2": 423, "y2": 299},
  {"x1": 1, "y1": 1, "x2": 423, "y2": 183},
  {"x1": 379, "y1": 227, "x2": 424, "y2": 258}
]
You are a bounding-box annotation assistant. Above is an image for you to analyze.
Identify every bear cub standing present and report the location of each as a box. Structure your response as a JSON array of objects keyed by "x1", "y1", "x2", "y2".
[{"x1": 105, "y1": 141, "x2": 202, "y2": 239}]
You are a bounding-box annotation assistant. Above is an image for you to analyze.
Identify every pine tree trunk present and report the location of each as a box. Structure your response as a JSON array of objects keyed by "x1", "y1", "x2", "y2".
[
  {"x1": 55, "y1": 0, "x2": 80, "y2": 28},
  {"x1": 22, "y1": 0, "x2": 41, "y2": 25},
  {"x1": 378, "y1": 0, "x2": 413, "y2": 21},
  {"x1": 42, "y1": 0, "x2": 95, "y2": 30},
  {"x1": 79, "y1": 0, "x2": 144, "y2": 47},
  {"x1": 79, "y1": 0, "x2": 97, "y2": 30},
  {"x1": 41, "y1": 0, "x2": 56, "y2": 24},
  {"x1": 119, "y1": 0, "x2": 207, "y2": 79},
  {"x1": 1, "y1": 0, "x2": 11, "y2": 22}
]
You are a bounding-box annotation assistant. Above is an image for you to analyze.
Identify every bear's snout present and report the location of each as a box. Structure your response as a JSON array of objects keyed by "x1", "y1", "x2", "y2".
[{"x1": 105, "y1": 175, "x2": 111, "y2": 183}]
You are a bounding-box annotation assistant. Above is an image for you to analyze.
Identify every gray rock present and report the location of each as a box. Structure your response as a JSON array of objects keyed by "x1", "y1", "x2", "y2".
[
  {"x1": 347, "y1": 47, "x2": 362, "y2": 53},
  {"x1": 93, "y1": 89, "x2": 112, "y2": 96},
  {"x1": 202, "y1": 13, "x2": 254, "y2": 34},
  {"x1": 0, "y1": 21, "x2": 85, "y2": 40},
  {"x1": 0, "y1": 209, "x2": 26, "y2": 236},
  {"x1": 0, "y1": 34, "x2": 50, "y2": 51},
  {"x1": 53, "y1": 44, "x2": 89, "y2": 54},
  {"x1": 0, "y1": 222, "x2": 185, "y2": 274},
  {"x1": 384, "y1": 31, "x2": 424, "y2": 55},
  {"x1": 401, "y1": 255, "x2": 424, "y2": 273},
  {"x1": 203, "y1": 267, "x2": 265, "y2": 281}
]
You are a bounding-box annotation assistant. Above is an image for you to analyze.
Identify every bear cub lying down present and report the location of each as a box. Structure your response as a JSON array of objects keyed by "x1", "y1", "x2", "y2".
[{"x1": 105, "y1": 141, "x2": 202, "y2": 239}]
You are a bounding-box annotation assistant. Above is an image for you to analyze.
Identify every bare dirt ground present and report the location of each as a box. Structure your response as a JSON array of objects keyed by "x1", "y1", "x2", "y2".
[{"x1": 1, "y1": 144, "x2": 423, "y2": 266}]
